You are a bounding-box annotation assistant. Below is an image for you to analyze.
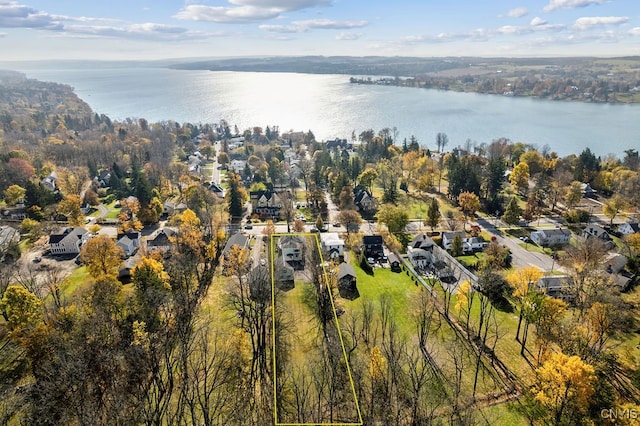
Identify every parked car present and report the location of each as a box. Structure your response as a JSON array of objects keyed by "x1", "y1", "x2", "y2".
[{"x1": 244, "y1": 224, "x2": 253, "y2": 230}]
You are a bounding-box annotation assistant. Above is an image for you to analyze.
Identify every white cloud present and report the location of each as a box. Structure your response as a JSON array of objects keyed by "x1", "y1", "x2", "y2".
[
  {"x1": 573, "y1": 16, "x2": 628, "y2": 30},
  {"x1": 174, "y1": 5, "x2": 280, "y2": 23},
  {"x1": 0, "y1": 2, "x2": 61, "y2": 29},
  {"x1": 174, "y1": 0, "x2": 332, "y2": 24},
  {"x1": 543, "y1": 0, "x2": 607, "y2": 13},
  {"x1": 259, "y1": 18, "x2": 368, "y2": 33},
  {"x1": 293, "y1": 19, "x2": 367, "y2": 30},
  {"x1": 258, "y1": 23, "x2": 303, "y2": 33},
  {"x1": 0, "y1": 31, "x2": 6, "y2": 37},
  {"x1": 60, "y1": 22, "x2": 225, "y2": 41},
  {"x1": 629, "y1": 27, "x2": 640, "y2": 36},
  {"x1": 228, "y1": 0, "x2": 331, "y2": 10},
  {"x1": 505, "y1": 7, "x2": 528, "y2": 18},
  {"x1": 336, "y1": 32, "x2": 361, "y2": 40},
  {"x1": 530, "y1": 17, "x2": 547, "y2": 26}
]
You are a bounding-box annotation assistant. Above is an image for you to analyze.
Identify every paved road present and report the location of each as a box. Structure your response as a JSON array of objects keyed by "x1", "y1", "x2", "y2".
[{"x1": 476, "y1": 217, "x2": 557, "y2": 272}]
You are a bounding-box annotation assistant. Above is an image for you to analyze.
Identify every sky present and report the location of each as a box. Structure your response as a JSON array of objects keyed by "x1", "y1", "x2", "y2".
[{"x1": 0, "y1": 0, "x2": 639, "y2": 61}]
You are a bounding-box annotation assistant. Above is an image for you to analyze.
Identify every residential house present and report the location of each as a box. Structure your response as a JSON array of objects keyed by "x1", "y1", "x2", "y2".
[
  {"x1": 0, "y1": 226, "x2": 20, "y2": 260},
  {"x1": 116, "y1": 231, "x2": 142, "y2": 258},
  {"x1": 48, "y1": 227, "x2": 90, "y2": 255},
  {"x1": 278, "y1": 235, "x2": 305, "y2": 269},
  {"x1": 320, "y1": 232, "x2": 345, "y2": 258},
  {"x1": 337, "y1": 262, "x2": 358, "y2": 299},
  {"x1": 410, "y1": 234, "x2": 436, "y2": 252},
  {"x1": 250, "y1": 190, "x2": 282, "y2": 218},
  {"x1": 584, "y1": 224, "x2": 611, "y2": 240},
  {"x1": 94, "y1": 170, "x2": 111, "y2": 188},
  {"x1": 187, "y1": 155, "x2": 202, "y2": 173},
  {"x1": 222, "y1": 233, "x2": 251, "y2": 274},
  {"x1": 433, "y1": 259, "x2": 455, "y2": 281},
  {"x1": 442, "y1": 231, "x2": 466, "y2": 250},
  {"x1": 163, "y1": 201, "x2": 188, "y2": 217},
  {"x1": 464, "y1": 236, "x2": 488, "y2": 252},
  {"x1": 208, "y1": 182, "x2": 224, "y2": 198},
  {"x1": 274, "y1": 256, "x2": 294, "y2": 290},
  {"x1": 580, "y1": 183, "x2": 597, "y2": 198},
  {"x1": 248, "y1": 264, "x2": 271, "y2": 302},
  {"x1": 530, "y1": 228, "x2": 571, "y2": 246},
  {"x1": 146, "y1": 229, "x2": 175, "y2": 254},
  {"x1": 362, "y1": 235, "x2": 384, "y2": 260},
  {"x1": 230, "y1": 159, "x2": 247, "y2": 174},
  {"x1": 1, "y1": 206, "x2": 26, "y2": 220},
  {"x1": 387, "y1": 253, "x2": 402, "y2": 272},
  {"x1": 41, "y1": 171, "x2": 57, "y2": 191},
  {"x1": 407, "y1": 247, "x2": 431, "y2": 270},
  {"x1": 618, "y1": 221, "x2": 640, "y2": 236},
  {"x1": 538, "y1": 276, "x2": 574, "y2": 300},
  {"x1": 353, "y1": 187, "x2": 378, "y2": 215},
  {"x1": 118, "y1": 256, "x2": 140, "y2": 283}
]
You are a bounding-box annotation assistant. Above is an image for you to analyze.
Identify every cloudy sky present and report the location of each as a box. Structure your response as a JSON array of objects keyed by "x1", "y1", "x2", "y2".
[{"x1": 0, "y1": 0, "x2": 638, "y2": 60}]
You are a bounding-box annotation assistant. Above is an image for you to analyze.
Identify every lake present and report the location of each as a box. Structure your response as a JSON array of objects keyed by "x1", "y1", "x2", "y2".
[{"x1": 18, "y1": 66, "x2": 640, "y2": 157}]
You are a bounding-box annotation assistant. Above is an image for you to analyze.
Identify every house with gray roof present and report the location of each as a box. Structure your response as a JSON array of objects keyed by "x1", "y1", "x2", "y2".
[
  {"x1": 48, "y1": 227, "x2": 90, "y2": 255},
  {"x1": 530, "y1": 228, "x2": 571, "y2": 247}
]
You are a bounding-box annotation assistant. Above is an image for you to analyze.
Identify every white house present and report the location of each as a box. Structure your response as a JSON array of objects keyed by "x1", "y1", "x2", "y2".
[
  {"x1": 41, "y1": 171, "x2": 57, "y2": 191},
  {"x1": 116, "y1": 231, "x2": 141, "y2": 258},
  {"x1": 278, "y1": 235, "x2": 304, "y2": 265},
  {"x1": 48, "y1": 227, "x2": 90, "y2": 255},
  {"x1": 408, "y1": 247, "x2": 432, "y2": 269},
  {"x1": 230, "y1": 159, "x2": 247, "y2": 173},
  {"x1": 463, "y1": 236, "x2": 488, "y2": 252},
  {"x1": 530, "y1": 228, "x2": 571, "y2": 246},
  {"x1": 442, "y1": 231, "x2": 466, "y2": 250},
  {"x1": 618, "y1": 221, "x2": 639, "y2": 236},
  {"x1": 320, "y1": 232, "x2": 345, "y2": 258}
]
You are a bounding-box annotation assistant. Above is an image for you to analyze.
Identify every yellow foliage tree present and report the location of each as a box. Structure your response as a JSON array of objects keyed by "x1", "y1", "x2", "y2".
[
  {"x1": 57, "y1": 194, "x2": 85, "y2": 226},
  {"x1": 534, "y1": 352, "x2": 595, "y2": 425},
  {"x1": 4, "y1": 184, "x2": 26, "y2": 205},
  {"x1": 369, "y1": 346, "x2": 387, "y2": 381},
  {"x1": 509, "y1": 162, "x2": 530, "y2": 195},
  {"x1": 0, "y1": 285, "x2": 42, "y2": 337},
  {"x1": 80, "y1": 235, "x2": 124, "y2": 279}
]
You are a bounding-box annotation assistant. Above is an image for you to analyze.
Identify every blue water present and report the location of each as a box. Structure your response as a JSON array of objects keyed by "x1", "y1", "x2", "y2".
[{"x1": 18, "y1": 66, "x2": 640, "y2": 157}]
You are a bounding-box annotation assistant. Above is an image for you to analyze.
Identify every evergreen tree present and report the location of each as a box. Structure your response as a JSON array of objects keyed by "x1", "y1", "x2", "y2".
[
  {"x1": 502, "y1": 196, "x2": 522, "y2": 225},
  {"x1": 226, "y1": 173, "x2": 247, "y2": 221},
  {"x1": 424, "y1": 196, "x2": 441, "y2": 232}
]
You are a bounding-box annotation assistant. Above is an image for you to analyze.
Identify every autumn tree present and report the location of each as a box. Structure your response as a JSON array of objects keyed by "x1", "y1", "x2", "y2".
[
  {"x1": 435, "y1": 132, "x2": 448, "y2": 153},
  {"x1": 534, "y1": 352, "x2": 595, "y2": 425},
  {"x1": 80, "y1": 235, "x2": 124, "y2": 279},
  {"x1": 457, "y1": 191, "x2": 479, "y2": 231},
  {"x1": 564, "y1": 181, "x2": 583, "y2": 209},
  {"x1": 510, "y1": 162, "x2": 530, "y2": 195},
  {"x1": 602, "y1": 195, "x2": 627, "y2": 226},
  {"x1": 292, "y1": 219, "x2": 305, "y2": 233},
  {"x1": 358, "y1": 167, "x2": 378, "y2": 192},
  {"x1": 337, "y1": 209, "x2": 361, "y2": 235},
  {"x1": 57, "y1": 194, "x2": 85, "y2": 226},
  {"x1": 262, "y1": 219, "x2": 276, "y2": 238},
  {"x1": 118, "y1": 197, "x2": 143, "y2": 233},
  {"x1": 83, "y1": 188, "x2": 100, "y2": 206},
  {"x1": 424, "y1": 196, "x2": 440, "y2": 232},
  {"x1": 4, "y1": 184, "x2": 26, "y2": 205},
  {"x1": 376, "y1": 204, "x2": 409, "y2": 234},
  {"x1": 502, "y1": 196, "x2": 522, "y2": 225},
  {"x1": 0, "y1": 285, "x2": 42, "y2": 336},
  {"x1": 507, "y1": 266, "x2": 543, "y2": 348}
]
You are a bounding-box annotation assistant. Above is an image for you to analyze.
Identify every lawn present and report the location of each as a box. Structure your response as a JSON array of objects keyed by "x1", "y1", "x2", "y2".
[
  {"x1": 340, "y1": 260, "x2": 424, "y2": 337},
  {"x1": 57, "y1": 266, "x2": 91, "y2": 300}
]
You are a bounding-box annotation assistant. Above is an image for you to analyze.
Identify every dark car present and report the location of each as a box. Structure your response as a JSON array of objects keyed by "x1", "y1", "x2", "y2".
[{"x1": 244, "y1": 224, "x2": 253, "y2": 230}]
